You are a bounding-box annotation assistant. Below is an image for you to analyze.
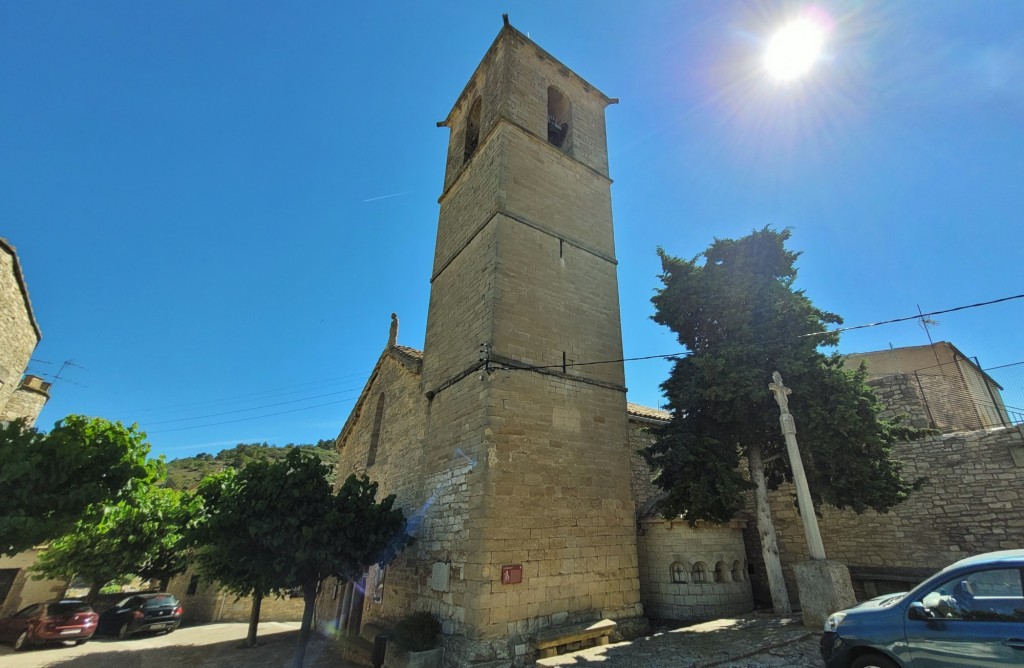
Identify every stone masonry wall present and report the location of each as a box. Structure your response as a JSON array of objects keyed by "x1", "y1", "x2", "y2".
[
  {"x1": 1, "y1": 377, "x2": 50, "y2": 426},
  {"x1": 314, "y1": 350, "x2": 438, "y2": 634},
  {"x1": 629, "y1": 418, "x2": 753, "y2": 621},
  {"x1": 167, "y1": 572, "x2": 304, "y2": 625},
  {"x1": 759, "y1": 424, "x2": 1024, "y2": 603},
  {"x1": 0, "y1": 245, "x2": 41, "y2": 419},
  {"x1": 637, "y1": 519, "x2": 752, "y2": 622},
  {"x1": 628, "y1": 419, "x2": 661, "y2": 512}
]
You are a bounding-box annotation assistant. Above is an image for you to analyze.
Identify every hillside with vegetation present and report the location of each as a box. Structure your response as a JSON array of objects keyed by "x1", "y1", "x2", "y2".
[{"x1": 163, "y1": 440, "x2": 338, "y2": 490}]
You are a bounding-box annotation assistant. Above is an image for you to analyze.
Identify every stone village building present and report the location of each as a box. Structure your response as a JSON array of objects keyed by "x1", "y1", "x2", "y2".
[
  {"x1": 310, "y1": 21, "x2": 1024, "y2": 667},
  {"x1": 308, "y1": 20, "x2": 1024, "y2": 667},
  {"x1": 0, "y1": 237, "x2": 65, "y2": 618}
]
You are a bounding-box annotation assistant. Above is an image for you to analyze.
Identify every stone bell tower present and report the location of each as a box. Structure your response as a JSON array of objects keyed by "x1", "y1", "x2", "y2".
[{"x1": 420, "y1": 18, "x2": 642, "y2": 662}]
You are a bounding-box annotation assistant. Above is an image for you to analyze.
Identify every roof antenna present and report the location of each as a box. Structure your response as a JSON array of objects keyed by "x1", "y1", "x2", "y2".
[{"x1": 502, "y1": 14, "x2": 510, "y2": 27}]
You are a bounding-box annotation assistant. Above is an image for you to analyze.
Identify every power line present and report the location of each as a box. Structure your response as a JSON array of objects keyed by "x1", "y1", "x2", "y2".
[
  {"x1": 147, "y1": 399, "x2": 353, "y2": 434},
  {"x1": 141, "y1": 388, "x2": 363, "y2": 426},
  {"x1": 149, "y1": 293, "x2": 1023, "y2": 435},
  {"x1": 796, "y1": 293, "x2": 1024, "y2": 339},
  {"x1": 497, "y1": 293, "x2": 1024, "y2": 372}
]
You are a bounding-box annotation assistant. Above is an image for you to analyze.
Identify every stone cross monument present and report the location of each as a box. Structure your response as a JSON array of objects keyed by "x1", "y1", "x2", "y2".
[
  {"x1": 770, "y1": 371, "x2": 856, "y2": 629},
  {"x1": 769, "y1": 371, "x2": 826, "y2": 560}
]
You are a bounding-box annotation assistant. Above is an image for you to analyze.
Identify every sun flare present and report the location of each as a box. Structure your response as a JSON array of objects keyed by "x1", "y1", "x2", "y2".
[{"x1": 764, "y1": 17, "x2": 827, "y2": 83}]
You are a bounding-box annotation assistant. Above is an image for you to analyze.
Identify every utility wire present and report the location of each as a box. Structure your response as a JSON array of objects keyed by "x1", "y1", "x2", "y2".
[
  {"x1": 141, "y1": 388, "x2": 363, "y2": 426},
  {"x1": 147, "y1": 399, "x2": 353, "y2": 434},
  {"x1": 495, "y1": 293, "x2": 1024, "y2": 372},
  {"x1": 148, "y1": 293, "x2": 1023, "y2": 434}
]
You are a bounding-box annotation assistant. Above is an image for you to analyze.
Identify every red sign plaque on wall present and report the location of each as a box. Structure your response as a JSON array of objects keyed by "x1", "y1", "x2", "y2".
[{"x1": 501, "y1": 564, "x2": 522, "y2": 585}]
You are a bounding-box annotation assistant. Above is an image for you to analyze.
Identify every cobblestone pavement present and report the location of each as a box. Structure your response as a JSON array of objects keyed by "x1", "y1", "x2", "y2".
[{"x1": 538, "y1": 615, "x2": 823, "y2": 668}]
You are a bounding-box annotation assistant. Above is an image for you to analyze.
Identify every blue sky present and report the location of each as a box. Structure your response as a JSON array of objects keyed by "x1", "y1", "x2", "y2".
[{"x1": 3, "y1": 2, "x2": 1022, "y2": 461}]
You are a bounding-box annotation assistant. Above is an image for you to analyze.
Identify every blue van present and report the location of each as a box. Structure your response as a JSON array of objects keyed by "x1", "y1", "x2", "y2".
[{"x1": 820, "y1": 549, "x2": 1024, "y2": 667}]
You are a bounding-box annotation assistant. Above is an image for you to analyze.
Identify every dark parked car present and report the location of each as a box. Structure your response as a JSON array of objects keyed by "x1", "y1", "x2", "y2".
[
  {"x1": 821, "y1": 549, "x2": 1024, "y2": 667},
  {"x1": 97, "y1": 592, "x2": 183, "y2": 639},
  {"x1": 0, "y1": 599, "x2": 98, "y2": 651}
]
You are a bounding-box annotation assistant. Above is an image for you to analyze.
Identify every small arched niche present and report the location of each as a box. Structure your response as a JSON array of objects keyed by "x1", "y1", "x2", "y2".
[
  {"x1": 670, "y1": 561, "x2": 687, "y2": 584},
  {"x1": 547, "y1": 86, "x2": 571, "y2": 149},
  {"x1": 732, "y1": 560, "x2": 745, "y2": 582},
  {"x1": 464, "y1": 97, "x2": 482, "y2": 163},
  {"x1": 714, "y1": 561, "x2": 730, "y2": 583},
  {"x1": 691, "y1": 561, "x2": 709, "y2": 584}
]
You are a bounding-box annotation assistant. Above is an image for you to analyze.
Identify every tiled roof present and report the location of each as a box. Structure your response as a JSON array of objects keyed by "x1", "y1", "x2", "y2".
[{"x1": 627, "y1": 402, "x2": 670, "y2": 422}]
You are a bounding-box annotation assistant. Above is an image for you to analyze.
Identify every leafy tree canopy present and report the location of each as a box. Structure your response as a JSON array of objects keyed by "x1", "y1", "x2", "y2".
[
  {"x1": 645, "y1": 228, "x2": 922, "y2": 523},
  {"x1": 193, "y1": 448, "x2": 409, "y2": 663},
  {"x1": 0, "y1": 416, "x2": 159, "y2": 556},
  {"x1": 31, "y1": 486, "x2": 202, "y2": 600}
]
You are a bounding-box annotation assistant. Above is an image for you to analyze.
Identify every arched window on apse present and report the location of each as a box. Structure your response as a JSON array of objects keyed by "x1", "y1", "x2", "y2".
[
  {"x1": 714, "y1": 561, "x2": 730, "y2": 583},
  {"x1": 464, "y1": 97, "x2": 481, "y2": 163},
  {"x1": 367, "y1": 394, "x2": 385, "y2": 467},
  {"x1": 547, "y1": 86, "x2": 571, "y2": 149},
  {"x1": 691, "y1": 562, "x2": 709, "y2": 584},
  {"x1": 732, "y1": 560, "x2": 745, "y2": 582},
  {"x1": 670, "y1": 562, "x2": 687, "y2": 584}
]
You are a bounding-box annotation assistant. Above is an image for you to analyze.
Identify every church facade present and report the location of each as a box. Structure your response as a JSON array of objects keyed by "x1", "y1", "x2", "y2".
[
  {"x1": 313, "y1": 22, "x2": 751, "y2": 666},
  {"x1": 313, "y1": 20, "x2": 1023, "y2": 668}
]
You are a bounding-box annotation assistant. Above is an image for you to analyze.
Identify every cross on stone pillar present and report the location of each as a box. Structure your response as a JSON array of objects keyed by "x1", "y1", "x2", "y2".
[{"x1": 769, "y1": 371, "x2": 827, "y2": 561}]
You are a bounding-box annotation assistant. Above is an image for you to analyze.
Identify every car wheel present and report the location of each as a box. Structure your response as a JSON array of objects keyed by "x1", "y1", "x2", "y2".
[
  {"x1": 75, "y1": 639, "x2": 89, "y2": 646},
  {"x1": 117, "y1": 622, "x2": 131, "y2": 640},
  {"x1": 851, "y1": 654, "x2": 898, "y2": 668},
  {"x1": 14, "y1": 630, "x2": 30, "y2": 651}
]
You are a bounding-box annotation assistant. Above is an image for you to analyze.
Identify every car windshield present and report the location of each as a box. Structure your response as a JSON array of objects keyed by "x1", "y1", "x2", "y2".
[
  {"x1": 142, "y1": 595, "x2": 178, "y2": 610},
  {"x1": 47, "y1": 601, "x2": 92, "y2": 615}
]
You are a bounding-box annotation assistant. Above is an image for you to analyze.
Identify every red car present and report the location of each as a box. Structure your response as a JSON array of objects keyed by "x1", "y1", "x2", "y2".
[{"x1": 0, "y1": 599, "x2": 98, "y2": 650}]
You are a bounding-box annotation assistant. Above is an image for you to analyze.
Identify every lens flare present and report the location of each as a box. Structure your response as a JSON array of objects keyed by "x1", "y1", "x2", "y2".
[{"x1": 764, "y1": 17, "x2": 827, "y2": 82}]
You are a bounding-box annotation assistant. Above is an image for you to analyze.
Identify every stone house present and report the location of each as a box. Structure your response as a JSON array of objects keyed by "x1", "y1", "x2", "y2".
[
  {"x1": 0, "y1": 237, "x2": 65, "y2": 617},
  {"x1": 844, "y1": 341, "x2": 1011, "y2": 431},
  {"x1": 0, "y1": 238, "x2": 50, "y2": 427}
]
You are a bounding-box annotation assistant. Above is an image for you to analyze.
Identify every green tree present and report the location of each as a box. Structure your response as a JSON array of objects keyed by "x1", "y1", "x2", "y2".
[
  {"x1": 32, "y1": 486, "x2": 202, "y2": 601},
  {"x1": 0, "y1": 416, "x2": 156, "y2": 556},
  {"x1": 645, "y1": 228, "x2": 922, "y2": 610},
  {"x1": 193, "y1": 449, "x2": 409, "y2": 666}
]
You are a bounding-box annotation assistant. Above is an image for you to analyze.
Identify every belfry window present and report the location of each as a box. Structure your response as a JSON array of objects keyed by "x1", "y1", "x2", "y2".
[
  {"x1": 547, "y1": 86, "x2": 570, "y2": 149},
  {"x1": 367, "y1": 393, "x2": 385, "y2": 467},
  {"x1": 464, "y1": 97, "x2": 481, "y2": 163}
]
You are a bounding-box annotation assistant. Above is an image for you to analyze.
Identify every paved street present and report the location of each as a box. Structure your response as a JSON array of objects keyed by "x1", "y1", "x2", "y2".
[
  {"x1": 0, "y1": 621, "x2": 360, "y2": 668},
  {"x1": 0, "y1": 615, "x2": 822, "y2": 667}
]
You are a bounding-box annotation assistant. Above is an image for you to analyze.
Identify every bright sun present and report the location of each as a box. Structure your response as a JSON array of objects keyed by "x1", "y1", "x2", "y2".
[{"x1": 764, "y1": 17, "x2": 826, "y2": 83}]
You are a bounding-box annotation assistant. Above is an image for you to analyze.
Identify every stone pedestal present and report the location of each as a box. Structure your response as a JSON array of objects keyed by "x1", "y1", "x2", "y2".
[{"x1": 793, "y1": 559, "x2": 856, "y2": 629}]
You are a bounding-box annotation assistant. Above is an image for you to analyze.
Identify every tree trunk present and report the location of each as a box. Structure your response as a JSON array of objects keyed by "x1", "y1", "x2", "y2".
[
  {"x1": 159, "y1": 576, "x2": 170, "y2": 592},
  {"x1": 748, "y1": 443, "x2": 792, "y2": 614},
  {"x1": 292, "y1": 581, "x2": 318, "y2": 668},
  {"x1": 86, "y1": 581, "x2": 103, "y2": 604},
  {"x1": 245, "y1": 592, "x2": 262, "y2": 648}
]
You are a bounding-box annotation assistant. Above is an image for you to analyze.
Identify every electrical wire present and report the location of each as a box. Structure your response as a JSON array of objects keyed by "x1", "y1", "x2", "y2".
[
  {"x1": 147, "y1": 399, "x2": 354, "y2": 434},
  {"x1": 141, "y1": 388, "x2": 364, "y2": 426},
  {"x1": 493, "y1": 293, "x2": 1024, "y2": 372},
  {"x1": 148, "y1": 293, "x2": 1023, "y2": 434}
]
